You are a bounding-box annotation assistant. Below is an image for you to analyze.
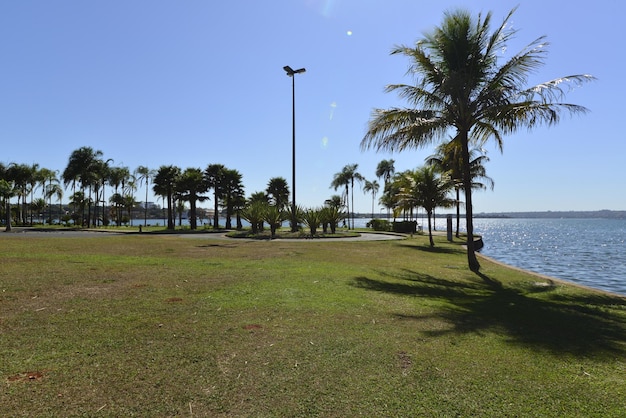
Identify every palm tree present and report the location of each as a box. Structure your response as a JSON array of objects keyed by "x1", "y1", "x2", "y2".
[
  {"x1": 362, "y1": 179, "x2": 380, "y2": 219},
  {"x1": 331, "y1": 164, "x2": 363, "y2": 229},
  {"x1": 205, "y1": 164, "x2": 225, "y2": 229},
  {"x1": 402, "y1": 166, "x2": 454, "y2": 247},
  {"x1": 177, "y1": 168, "x2": 209, "y2": 230},
  {"x1": 153, "y1": 165, "x2": 181, "y2": 230},
  {"x1": 46, "y1": 183, "x2": 64, "y2": 225},
  {"x1": 108, "y1": 166, "x2": 132, "y2": 226},
  {"x1": 221, "y1": 168, "x2": 244, "y2": 229},
  {"x1": 241, "y1": 200, "x2": 267, "y2": 234},
  {"x1": 0, "y1": 179, "x2": 15, "y2": 231},
  {"x1": 30, "y1": 198, "x2": 46, "y2": 223},
  {"x1": 39, "y1": 168, "x2": 59, "y2": 224},
  {"x1": 426, "y1": 141, "x2": 494, "y2": 237},
  {"x1": 135, "y1": 165, "x2": 155, "y2": 227},
  {"x1": 6, "y1": 163, "x2": 30, "y2": 225},
  {"x1": 361, "y1": 8, "x2": 593, "y2": 271},
  {"x1": 376, "y1": 159, "x2": 395, "y2": 219},
  {"x1": 266, "y1": 177, "x2": 290, "y2": 210},
  {"x1": 63, "y1": 147, "x2": 104, "y2": 227}
]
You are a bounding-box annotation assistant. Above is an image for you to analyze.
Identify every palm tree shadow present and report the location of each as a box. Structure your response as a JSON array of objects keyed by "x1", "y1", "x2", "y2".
[
  {"x1": 397, "y1": 242, "x2": 463, "y2": 255},
  {"x1": 353, "y1": 270, "x2": 626, "y2": 356}
]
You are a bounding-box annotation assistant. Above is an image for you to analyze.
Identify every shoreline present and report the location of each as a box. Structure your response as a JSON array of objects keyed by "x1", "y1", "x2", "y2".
[{"x1": 476, "y1": 250, "x2": 626, "y2": 299}]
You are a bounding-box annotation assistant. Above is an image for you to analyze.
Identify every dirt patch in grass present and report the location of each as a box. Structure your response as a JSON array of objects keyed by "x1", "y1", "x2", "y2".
[
  {"x1": 165, "y1": 297, "x2": 183, "y2": 303},
  {"x1": 8, "y1": 371, "x2": 46, "y2": 382}
]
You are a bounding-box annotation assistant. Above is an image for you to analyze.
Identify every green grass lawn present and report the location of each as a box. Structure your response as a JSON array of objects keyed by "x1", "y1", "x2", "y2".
[{"x1": 1, "y1": 233, "x2": 625, "y2": 416}]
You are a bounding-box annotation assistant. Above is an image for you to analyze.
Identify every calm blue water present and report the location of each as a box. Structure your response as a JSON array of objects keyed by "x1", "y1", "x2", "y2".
[{"x1": 417, "y1": 217, "x2": 626, "y2": 296}]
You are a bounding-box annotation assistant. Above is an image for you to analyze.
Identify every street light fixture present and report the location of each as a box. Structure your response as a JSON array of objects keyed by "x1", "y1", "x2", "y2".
[{"x1": 283, "y1": 65, "x2": 306, "y2": 232}]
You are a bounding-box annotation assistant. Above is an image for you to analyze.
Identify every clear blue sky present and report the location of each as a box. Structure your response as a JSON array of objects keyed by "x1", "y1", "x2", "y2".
[{"x1": 1, "y1": 0, "x2": 622, "y2": 214}]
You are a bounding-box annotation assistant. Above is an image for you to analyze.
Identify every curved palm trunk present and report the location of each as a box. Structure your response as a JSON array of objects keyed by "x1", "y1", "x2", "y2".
[{"x1": 460, "y1": 131, "x2": 480, "y2": 272}]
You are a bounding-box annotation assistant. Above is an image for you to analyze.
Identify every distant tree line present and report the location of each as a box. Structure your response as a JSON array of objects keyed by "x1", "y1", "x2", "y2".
[{"x1": 1, "y1": 145, "x2": 490, "y2": 243}]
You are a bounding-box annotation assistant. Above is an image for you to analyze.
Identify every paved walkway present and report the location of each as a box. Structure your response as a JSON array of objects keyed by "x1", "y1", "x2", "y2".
[{"x1": 0, "y1": 228, "x2": 406, "y2": 241}]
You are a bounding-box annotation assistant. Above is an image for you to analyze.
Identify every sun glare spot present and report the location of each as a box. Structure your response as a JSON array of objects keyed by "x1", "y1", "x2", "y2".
[
  {"x1": 329, "y1": 102, "x2": 337, "y2": 120},
  {"x1": 347, "y1": 30, "x2": 353, "y2": 36},
  {"x1": 321, "y1": 137, "x2": 329, "y2": 149}
]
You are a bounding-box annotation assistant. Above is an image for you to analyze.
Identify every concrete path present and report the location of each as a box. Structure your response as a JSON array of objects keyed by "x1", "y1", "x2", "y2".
[{"x1": 0, "y1": 228, "x2": 406, "y2": 241}]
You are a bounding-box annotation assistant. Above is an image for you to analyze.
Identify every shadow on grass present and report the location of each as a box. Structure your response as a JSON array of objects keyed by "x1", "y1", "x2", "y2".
[
  {"x1": 396, "y1": 241, "x2": 463, "y2": 255},
  {"x1": 353, "y1": 270, "x2": 626, "y2": 357}
]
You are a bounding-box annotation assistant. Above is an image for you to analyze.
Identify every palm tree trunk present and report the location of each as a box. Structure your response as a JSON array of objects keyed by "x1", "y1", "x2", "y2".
[
  {"x1": 455, "y1": 187, "x2": 461, "y2": 238},
  {"x1": 427, "y1": 210, "x2": 434, "y2": 247},
  {"x1": 213, "y1": 190, "x2": 219, "y2": 229},
  {"x1": 460, "y1": 131, "x2": 480, "y2": 272},
  {"x1": 144, "y1": 181, "x2": 149, "y2": 227}
]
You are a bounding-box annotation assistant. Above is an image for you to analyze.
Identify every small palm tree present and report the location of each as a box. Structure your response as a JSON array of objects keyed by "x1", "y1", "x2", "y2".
[
  {"x1": 262, "y1": 205, "x2": 287, "y2": 239},
  {"x1": 426, "y1": 141, "x2": 494, "y2": 237},
  {"x1": 241, "y1": 200, "x2": 268, "y2": 234},
  {"x1": 301, "y1": 207, "x2": 322, "y2": 236},
  {"x1": 321, "y1": 200, "x2": 345, "y2": 233},
  {"x1": 266, "y1": 177, "x2": 290, "y2": 210},
  {"x1": 399, "y1": 166, "x2": 454, "y2": 247}
]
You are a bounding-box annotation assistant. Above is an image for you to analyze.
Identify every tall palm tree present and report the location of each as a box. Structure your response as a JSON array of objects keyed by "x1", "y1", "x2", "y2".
[
  {"x1": 362, "y1": 179, "x2": 380, "y2": 219},
  {"x1": 39, "y1": 168, "x2": 59, "y2": 224},
  {"x1": 375, "y1": 159, "x2": 395, "y2": 191},
  {"x1": 177, "y1": 168, "x2": 209, "y2": 230},
  {"x1": 331, "y1": 164, "x2": 363, "y2": 229},
  {"x1": 426, "y1": 141, "x2": 494, "y2": 238},
  {"x1": 205, "y1": 164, "x2": 225, "y2": 229},
  {"x1": 108, "y1": 166, "x2": 131, "y2": 226},
  {"x1": 135, "y1": 165, "x2": 155, "y2": 227},
  {"x1": 376, "y1": 159, "x2": 395, "y2": 219},
  {"x1": 27, "y1": 163, "x2": 41, "y2": 225},
  {"x1": 361, "y1": 8, "x2": 593, "y2": 271},
  {"x1": 63, "y1": 147, "x2": 103, "y2": 227},
  {"x1": 153, "y1": 165, "x2": 181, "y2": 230},
  {"x1": 46, "y1": 183, "x2": 64, "y2": 225},
  {"x1": 220, "y1": 168, "x2": 244, "y2": 229}
]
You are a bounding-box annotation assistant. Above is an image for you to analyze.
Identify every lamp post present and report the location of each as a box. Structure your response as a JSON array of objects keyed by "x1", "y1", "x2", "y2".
[{"x1": 283, "y1": 65, "x2": 306, "y2": 232}]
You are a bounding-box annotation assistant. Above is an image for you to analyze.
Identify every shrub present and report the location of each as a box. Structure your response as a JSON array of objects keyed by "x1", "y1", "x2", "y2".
[
  {"x1": 367, "y1": 219, "x2": 391, "y2": 231},
  {"x1": 392, "y1": 220, "x2": 417, "y2": 233}
]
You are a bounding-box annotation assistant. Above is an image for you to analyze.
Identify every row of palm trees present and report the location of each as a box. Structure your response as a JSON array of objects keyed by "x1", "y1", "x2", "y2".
[
  {"x1": 2, "y1": 148, "x2": 468, "y2": 237},
  {"x1": 330, "y1": 147, "x2": 493, "y2": 247}
]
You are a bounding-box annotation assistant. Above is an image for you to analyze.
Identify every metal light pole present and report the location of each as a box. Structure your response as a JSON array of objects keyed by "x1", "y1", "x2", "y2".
[{"x1": 283, "y1": 65, "x2": 306, "y2": 232}]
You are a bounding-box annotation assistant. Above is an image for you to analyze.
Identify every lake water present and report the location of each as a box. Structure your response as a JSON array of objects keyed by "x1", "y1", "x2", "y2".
[
  {"x1": 418, "y1": 217, "x2": 626, "y2": 296},
  {"x1": 132, "y1": 216, "x2": 626, "y2": 296}
]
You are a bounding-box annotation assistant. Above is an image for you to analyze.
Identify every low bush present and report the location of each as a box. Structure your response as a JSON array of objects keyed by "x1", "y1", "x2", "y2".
[{"x1": 367, "y1": 218, "x2": 391, "y2": 231}]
